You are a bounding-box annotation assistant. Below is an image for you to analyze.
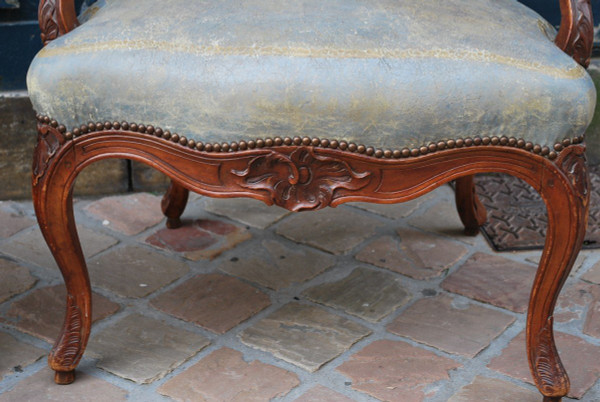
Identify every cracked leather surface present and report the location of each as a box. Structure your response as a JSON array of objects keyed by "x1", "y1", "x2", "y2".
[{"x1": 27, "y1": 0, "x2": 596, "y2": 149}]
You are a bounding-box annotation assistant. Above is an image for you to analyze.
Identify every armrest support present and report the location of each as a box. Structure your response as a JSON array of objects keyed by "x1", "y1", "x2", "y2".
[
  {"x1": 38, "y1": 0, "x2": 78, "y2": 45},
  {"x1": 556, "y1": 0, "x2": 594, "y2": 67}
]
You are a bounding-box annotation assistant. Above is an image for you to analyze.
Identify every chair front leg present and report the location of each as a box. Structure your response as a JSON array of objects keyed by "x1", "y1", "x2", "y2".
[
  {"x1": 161, "y1": 180, "x2": 189, "y2": 229},
  {"x1": 455, "y1": 175, "x2": 487, "y2": 235},
  {"x1": 32, "y1": 123, "x2": 91, "y2": 385},
  {"x1": 527, "y1": 146, "x2": 589, "y2": 401}
]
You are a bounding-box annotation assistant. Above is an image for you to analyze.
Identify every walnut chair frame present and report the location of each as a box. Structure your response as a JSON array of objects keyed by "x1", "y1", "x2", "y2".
[{"x1": 33, "y1": 1, "x2": 593, "y2": 401}]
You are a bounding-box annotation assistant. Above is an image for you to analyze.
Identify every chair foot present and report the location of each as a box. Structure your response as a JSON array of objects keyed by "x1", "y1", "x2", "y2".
[
  {"x1": 455, "y1": 175, "x2": 486, "y2": 236},
  {"x1": 54, "y1": 370, "x2": 75, "y2": 385},
  {"x1": 161, "y1": 180, "x2": 189, "y2": 229},
  {"x1": 166, "y1": 217, "x2": 183, "y2": 229},
  {"x1": 462, "y1": 224, "x2": 480, "y2": 237}
]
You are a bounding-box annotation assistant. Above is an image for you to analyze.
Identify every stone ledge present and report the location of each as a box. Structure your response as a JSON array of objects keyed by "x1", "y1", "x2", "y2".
[{"x1": 0, "y1": 93, "x2": 159, "y2": 200}]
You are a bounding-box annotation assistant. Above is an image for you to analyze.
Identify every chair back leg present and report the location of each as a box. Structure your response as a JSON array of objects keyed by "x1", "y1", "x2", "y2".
[
  {"x1": 161, "y1": 180, "x2": 189, "y2": 229},
  {"x1": 455, "y1": 175, "x2": 487, "y2": 236}
]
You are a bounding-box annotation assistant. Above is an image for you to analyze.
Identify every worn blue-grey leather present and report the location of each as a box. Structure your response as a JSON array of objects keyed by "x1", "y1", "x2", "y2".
[{"x1": 27, "y1": 0, "x2": 596, "y2": 150}]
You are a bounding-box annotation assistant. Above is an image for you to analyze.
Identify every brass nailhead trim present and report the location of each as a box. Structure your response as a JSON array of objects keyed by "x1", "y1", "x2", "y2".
[{"x1": 36, "y1": 114, "x2": 585, "y2": 161}]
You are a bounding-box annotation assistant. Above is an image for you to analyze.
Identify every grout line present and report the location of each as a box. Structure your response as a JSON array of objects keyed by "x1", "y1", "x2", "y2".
[{"x1": 0, "y1": 186, "x2": 598, "y2": 400}]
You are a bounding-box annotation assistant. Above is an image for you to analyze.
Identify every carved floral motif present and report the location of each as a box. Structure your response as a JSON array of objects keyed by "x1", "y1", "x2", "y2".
[
  {"x1": 33, "y1": 125, "x2": 65, "y2": 186},
  {"x1": 50, "y1": 294, "x2": 83, "y2": 368},
  {"x1": 232, "y1": 148, "x2": 372, "y2": 211}
]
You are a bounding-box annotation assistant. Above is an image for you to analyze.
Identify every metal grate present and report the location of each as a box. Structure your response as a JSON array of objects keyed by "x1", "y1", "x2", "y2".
[{"x1": 474, "y1": 165, "x2": 600, "y2": 251}]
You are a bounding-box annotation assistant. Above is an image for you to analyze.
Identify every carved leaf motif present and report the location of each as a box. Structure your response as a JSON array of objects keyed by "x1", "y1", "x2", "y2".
[
  {"x1": 533, "y1": 318, "x2": 569, "y2": 395},
  {"x1": 572, "y1": 0, "x2": 594, "y2": 67},
  {"x1": 33, "y1": 125, "x2": 65, "y2": 187},
  {"x1": 560, "y1": 150, "x2": 589, "y2": 204},
  {"x1": 232, "y1": 148, "x2": 372, "y2": 211},
  {"x1": 557, "y1": 0, "x2": 594, "y2": 67},
  {"x1": 39, "y1": 0, "x2": 60, "y2": 45},
  {"x1": 50, "y1": 295, "x2": 83, "y2": 368}
]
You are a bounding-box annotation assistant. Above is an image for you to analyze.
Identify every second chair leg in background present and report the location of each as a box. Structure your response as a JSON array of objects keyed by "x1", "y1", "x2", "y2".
[
  {"x1": 161, "y1": 180, "x2": 189, "y2": 229},
  {"x1": 455, "y1": 175, "x2": 487, "y2": 236}
]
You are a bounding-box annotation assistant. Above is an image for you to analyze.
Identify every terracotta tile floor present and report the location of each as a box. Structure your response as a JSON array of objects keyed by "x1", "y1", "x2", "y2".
[{"x1": 0, "y1": 186, "x2": 599, "y2": 401}]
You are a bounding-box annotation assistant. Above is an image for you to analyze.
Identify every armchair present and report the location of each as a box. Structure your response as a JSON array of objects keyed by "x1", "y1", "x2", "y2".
[{"x1": 29, "y1": 0, "x2": 595, "y2": 400}]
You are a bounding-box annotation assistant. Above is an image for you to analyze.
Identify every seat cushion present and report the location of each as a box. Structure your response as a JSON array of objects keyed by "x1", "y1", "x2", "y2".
[{"x1": 27, "y1": 0, "x2": 596, "y2": 151}]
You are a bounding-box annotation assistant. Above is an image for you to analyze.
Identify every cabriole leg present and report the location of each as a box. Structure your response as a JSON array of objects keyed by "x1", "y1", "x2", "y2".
[
  {"x1": 32, "y1": 124, "x2": 91, "y2": 384},
  {"x1": 527, "y1": 147, "x2": 589, "y2": 401},
  {"x1": 455, "y1": 175, "x2": 487, "y2": 235},
  {"x1": 161, "y1": 180, "x2": 189, "y2": 229}
]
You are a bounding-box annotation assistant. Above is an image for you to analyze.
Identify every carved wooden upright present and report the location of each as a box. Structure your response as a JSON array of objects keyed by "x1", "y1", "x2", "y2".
[
  {"x1": 556, "y1": 0, "x2": 594, "y2": 67},
  {"x1": 38, "y1": 0, "x2": 78, "y2": 45}
]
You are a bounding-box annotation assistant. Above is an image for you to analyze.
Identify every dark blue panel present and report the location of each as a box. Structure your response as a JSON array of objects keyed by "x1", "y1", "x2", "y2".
[
  {"x1": 0, "y1": 0, "x2": 83, "y2": 23},
  {"x1": 0, "y1": 22, "x2": 41, "y2": 90},
  {"x1": 0, "y1": 0, "x2": 84, "y2": 90},
  {"x1": 518, "y1": 0, "x2": 561, "y2": 26},
  {"x1": 0, "y1": 0, "x2": 39, "y2": 23},
  {"x1": 519, "y1": 0, "x2": 600, "y2": 28}
]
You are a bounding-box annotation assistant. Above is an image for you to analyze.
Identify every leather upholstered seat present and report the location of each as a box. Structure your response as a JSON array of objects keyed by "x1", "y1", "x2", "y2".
[{"x1": 28, "y1": 0, "x2": 595, "y2": 151}]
